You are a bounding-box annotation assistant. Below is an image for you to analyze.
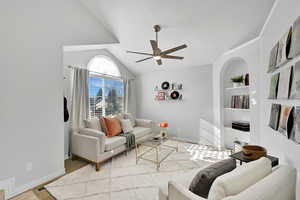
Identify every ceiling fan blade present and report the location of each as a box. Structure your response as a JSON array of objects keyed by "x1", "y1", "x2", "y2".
[
  {"x1": 156, "y1": 59, "x2": 162, "y2": 65},
  {"x1": 136, "y1": 57, "x2": 153, "y2": 63},
  {"x1": 127, "y1": 51, "x2": 153, "y2": 56},
  {"x1": 150, "y1": 40, "x2": 158, "y2": 50},
  {"x1": 161, "y1": 44, "x2": 187, "y2": 55},
  {"x1": 161, "y1": 55, "x2": 184, "y2": 60}
]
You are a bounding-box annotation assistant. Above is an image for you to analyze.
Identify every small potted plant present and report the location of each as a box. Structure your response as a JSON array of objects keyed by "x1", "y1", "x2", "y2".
[{"x1": 231, "y1": 75, "x2": 244, "y2": 87}]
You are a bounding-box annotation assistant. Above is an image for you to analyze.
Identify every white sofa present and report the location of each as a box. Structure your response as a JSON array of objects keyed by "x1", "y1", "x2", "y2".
[
  {"x1": 71, "y1": 118, "x2": 154, "y2": 171},
  {"x1": 168, "y1": 158, "x2": 297, "y2": 200}
]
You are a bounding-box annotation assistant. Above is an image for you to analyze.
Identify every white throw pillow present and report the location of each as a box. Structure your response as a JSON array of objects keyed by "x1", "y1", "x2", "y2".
[
  {"x1": 84, "y1": 118, "x2": 101, "y2": 131},
  {"x1": 208, "y1": 157, "x2": 272, "y2": 200},
  {"x1": 124, "y1": 113, "x2": 136, "y2": 127},
  {"x1": 120, "y1": 119, "x2": 133, "y2": 133}
]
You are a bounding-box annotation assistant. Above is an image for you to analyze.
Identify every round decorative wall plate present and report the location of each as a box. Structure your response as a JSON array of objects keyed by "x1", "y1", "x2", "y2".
[
  {"x1": 170, "y1": 91, "x2": 180, "y2": 99},
  {"x1": 161, "y1": 81, "x2": 170, "y2": 90}
]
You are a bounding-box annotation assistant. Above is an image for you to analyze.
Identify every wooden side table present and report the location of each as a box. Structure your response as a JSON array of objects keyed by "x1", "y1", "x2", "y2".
[{"x1": 230, "y1": 151, "x2": 279, "y2": 167}]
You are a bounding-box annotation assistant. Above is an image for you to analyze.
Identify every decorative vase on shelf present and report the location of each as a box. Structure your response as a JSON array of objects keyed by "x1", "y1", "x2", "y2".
[{"x1": 245, "y1": 73, "x2": 249, "y2": 86}]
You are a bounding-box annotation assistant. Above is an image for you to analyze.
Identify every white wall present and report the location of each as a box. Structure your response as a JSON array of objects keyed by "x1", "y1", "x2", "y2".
[
  {"x1": 63, "y1": 49, "x2": 136, "y2": 157},
  {"x1": 0, "y1": 0, "x2": 117, "y2": 198},
  {"x1": 136, "y1": 65, "x2": 214, "y2": 144},
  {"x1": 259, "y1": 0, "x2": 300, "y2": 195},
  {"x1": 213, "y1": 0, "x2": 300, "y2": 196},
  {"x1": 213, "y1": 39, "x2": 261, "y2": 148}
]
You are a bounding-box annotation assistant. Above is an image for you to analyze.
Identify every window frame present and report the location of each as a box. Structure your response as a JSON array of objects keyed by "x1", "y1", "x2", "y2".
[{"x1": 87, "y1": 55, "x2": 124, "y2": 118}]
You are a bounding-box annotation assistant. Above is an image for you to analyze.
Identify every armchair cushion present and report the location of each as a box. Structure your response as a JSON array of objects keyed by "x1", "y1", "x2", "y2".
[
  {"x1": 189, "y1": 158, "x2": 236, "y2": 198},
  {"x1": 208, "y1": 157, "x2": 272, "y2": 200}
]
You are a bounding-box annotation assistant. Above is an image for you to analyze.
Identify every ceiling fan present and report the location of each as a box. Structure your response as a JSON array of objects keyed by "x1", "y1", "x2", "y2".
[{"x1": 126, "y1": 25, "x2": 187, "y2": 65}]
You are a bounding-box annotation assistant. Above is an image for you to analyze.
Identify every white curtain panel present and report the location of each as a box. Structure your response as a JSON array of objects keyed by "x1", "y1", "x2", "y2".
[
  {"x1": 124, "y1": 79, "x2": 129, "y2": 113},
  {"x1": 70, "y1": 68, "x2": 89, "y2": 130}
]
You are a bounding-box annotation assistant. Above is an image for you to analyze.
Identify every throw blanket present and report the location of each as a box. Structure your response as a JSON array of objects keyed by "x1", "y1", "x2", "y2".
[{"x1": 119, "y1": 132, "x2": 135, "y2": 149}]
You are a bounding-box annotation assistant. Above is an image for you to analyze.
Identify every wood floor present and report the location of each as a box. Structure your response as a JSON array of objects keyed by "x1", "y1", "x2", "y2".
[{"x1": 11, "y1": 158, "x2": 89, "y2": 200}]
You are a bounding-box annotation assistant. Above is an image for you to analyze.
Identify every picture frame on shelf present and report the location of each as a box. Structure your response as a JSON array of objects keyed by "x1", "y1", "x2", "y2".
[
  {"x1": 291, "y1": 16, "x2": 300, "y2": 58},
  {"x1": 277, "y1": 67, "x2": 292, "y2": 99},
  {"x1": 269, "y1": 104, "x2": 281, "y2": 131},
  {"x1": 290, "y1": 61, "x2": 300, "y2": 99},
  {"x1": 268, "y1": 73, "x2": 280, "y2": 99},
  {"x1": 278, "y1": 105, "x2": 294, "y2": 138},
  {"x1": 290, "y1": 106, "x2": 300, "y2": 144}
]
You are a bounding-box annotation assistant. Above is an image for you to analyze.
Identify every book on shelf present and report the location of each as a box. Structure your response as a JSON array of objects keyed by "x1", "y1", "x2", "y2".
[{"x1": 230, "y1": 95, "x2": 250, "y2": 109}]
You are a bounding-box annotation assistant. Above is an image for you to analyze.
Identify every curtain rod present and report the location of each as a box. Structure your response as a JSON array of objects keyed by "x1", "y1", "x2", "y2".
[{"x1": 67, "y1": 65, "x2": 127, "y2": 80}]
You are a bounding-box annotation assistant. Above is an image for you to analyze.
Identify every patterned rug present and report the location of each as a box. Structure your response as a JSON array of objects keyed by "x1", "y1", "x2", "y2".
[{"x1": 46, "y1": 141, "x2": 230, "y2": 200}]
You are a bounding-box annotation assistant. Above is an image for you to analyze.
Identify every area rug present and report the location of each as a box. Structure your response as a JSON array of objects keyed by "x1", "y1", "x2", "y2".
[{"x1": 46, "y1": 141, "x2": 230, "y2": 200}]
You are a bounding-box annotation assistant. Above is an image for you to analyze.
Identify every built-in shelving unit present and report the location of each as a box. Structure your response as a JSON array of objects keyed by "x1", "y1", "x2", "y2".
[{"x1": 222, "y1": 58, "x2": 251, "y2": 149}]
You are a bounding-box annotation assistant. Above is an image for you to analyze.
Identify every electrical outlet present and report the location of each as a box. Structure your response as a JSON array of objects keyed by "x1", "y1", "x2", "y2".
[{"x1": 26, "y1": 162, "x2": 33, "y2": 172}]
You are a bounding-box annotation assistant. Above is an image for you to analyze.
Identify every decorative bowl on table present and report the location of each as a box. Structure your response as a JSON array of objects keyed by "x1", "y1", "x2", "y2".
[{"x1": 242, "y1": 145, "x2": 267, "y2": 160}]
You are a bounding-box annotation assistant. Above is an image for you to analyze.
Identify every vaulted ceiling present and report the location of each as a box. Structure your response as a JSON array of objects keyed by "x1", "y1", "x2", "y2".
[{"x1": 79, "y1": 0, "x2": 275, "y2": 75}]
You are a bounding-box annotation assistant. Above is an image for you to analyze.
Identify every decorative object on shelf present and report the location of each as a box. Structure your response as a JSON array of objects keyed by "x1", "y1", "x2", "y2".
[
  {"x1": 230, "y1": 151, "x2": 279, "y2": 167},
  {"x1": 277, "y1": 67, "x2": 292, "y2": 99},
  {"x1": 244, "y1": 73, "x2": 249, "y2": 86},
  {"x1": 170, "y1": 91, "x2": 180, "y2": 100},
  {"x1": 159, "y1": 122, "x2": 169, "y2": 138},
  {"x1": 268, "y1": 73, "x2": 280, "y2": 99},
  {"x1": 291, "y1": 16, "x2": 300, "y2": 57},
  {"x1": 268, "y1": 42, "x2": 279, "y2": 72},
  {"x1": 155, "y1": 81, "x2": 183, "y2": 101},
  {"x1": 230, "y1": 95, "x2": 249, "y2": 109},
  {"x1": 161, "y1": 81, "x2": 170, "y2": 90},
  {"x1": 242, "y1": 145, "x2": 267, "y2": 160},
  {"x1": 290, "y1": 106, "x2": 300, "y2": 144},
  {"x1": 269, "y1": 104, "x2": 281, "y2": 131},
  {"x1": 276, "y1": 27, "x2": 293, "y2": 66},
  {"x1": 290, "y1": 61, "x2": 300, "y2": 99},
  {"x1": 231, "y1": 75, "x2": 244, "y2": 87},
  {"x1": 278, "y1": 105, "x2": 294, "y2": 137},
  {"x1": 232, "y1": 121, "x2": 250, "y2": 132}
]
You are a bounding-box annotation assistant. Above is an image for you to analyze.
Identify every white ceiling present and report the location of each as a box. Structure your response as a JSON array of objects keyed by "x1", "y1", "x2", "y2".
[{"x1": 80, "y1": 0, "x2": 275, "y2": 75}]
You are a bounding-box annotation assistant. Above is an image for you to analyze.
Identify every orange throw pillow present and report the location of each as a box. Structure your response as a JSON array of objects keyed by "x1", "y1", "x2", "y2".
[
  {"x1": 99, "y1": 117, "x2": 109, "y2": 136},
  {"x1": 104, "y1": 117, "x2": 122, "y2": 137}
]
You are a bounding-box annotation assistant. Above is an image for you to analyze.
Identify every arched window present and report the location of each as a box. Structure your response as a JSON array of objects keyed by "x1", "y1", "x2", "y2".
[
  {"x1": 87, "y1": 56, "x2": 121, "y2": 77},
  {"x1": 87, "y1": 56, "x2": 124, "y2": 118}
]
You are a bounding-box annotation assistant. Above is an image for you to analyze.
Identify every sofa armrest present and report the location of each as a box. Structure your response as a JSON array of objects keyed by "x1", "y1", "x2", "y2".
[
  {"x1": 168, "y1": 181, "x2": 206, "y2": 200},
  {"x1": 71, "y1": 132, "x2": 100, "y2": 162},
  {"x1": 135, "y1": 119, "x2": 153, "y2": 128},
  {"x1": 79, "y1": 128, "x2": 105, "y2": 153}
]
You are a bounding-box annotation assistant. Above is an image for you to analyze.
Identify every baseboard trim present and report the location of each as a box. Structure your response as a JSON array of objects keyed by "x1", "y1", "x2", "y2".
[{"x1": 8, "y1": 168, "x2": 65, "y2": 199}]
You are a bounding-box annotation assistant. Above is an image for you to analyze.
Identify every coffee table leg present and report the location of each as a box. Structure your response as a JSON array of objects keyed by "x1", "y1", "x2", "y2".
[
  {"x1": 135, "y1": 144, "x2": 138, "y2": 164},
  {"x1": 240, "y1": 160, "x2": 242, "y2": 165},
  {"x1": 156, "y1": 147, "x2": 159, "y2": 170}
]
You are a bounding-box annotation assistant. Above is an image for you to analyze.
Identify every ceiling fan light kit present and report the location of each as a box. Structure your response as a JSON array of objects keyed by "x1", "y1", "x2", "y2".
[{"x1": 127, "y1": 25, "x2": 187, "y2": 65}]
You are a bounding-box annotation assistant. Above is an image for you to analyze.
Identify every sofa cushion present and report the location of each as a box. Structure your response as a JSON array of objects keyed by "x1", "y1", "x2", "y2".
[
  {"x1": 124, "y1": 113, "x2": 136, "y2": 127},
  {"x1": 120, "y1": 119, "x2": 134, "y2": 133},
  {"x1": 208, "y1": 157, "x2": 272, "y2": 200},
  {"x1": 104, "y1": 117, "x2": 122, "y2": 137},
  {"x1": 105, "y1": 136, "x2": 126, "y2": 151},
  {"x1": 84, "y1": 118, "x2": 101, "y2": 131},
  {"x1": 99, "y1": 117, "x2": 109, "y2": 135},
  {"x1": 189, "y1": 158, "x2": 236, "y2": 198},
  {"x1": 132, "y1": 127, "x2": 151, "y2": 139}
]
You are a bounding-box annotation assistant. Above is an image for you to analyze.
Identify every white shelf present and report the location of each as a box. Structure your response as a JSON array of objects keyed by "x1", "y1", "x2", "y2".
[
  {"x1": 224, "y1": 126, "x2": 250, "y2": 134},
  {"x1": 224, "y1": 108, "x2": 250, "y2": 111},
  {"x1": 225, "y1": 85, "x2": 250, "y2": 90}
]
